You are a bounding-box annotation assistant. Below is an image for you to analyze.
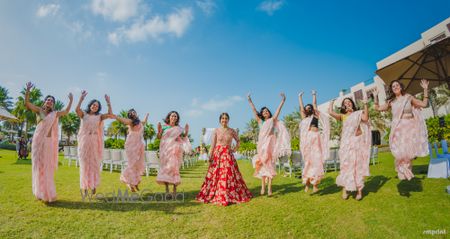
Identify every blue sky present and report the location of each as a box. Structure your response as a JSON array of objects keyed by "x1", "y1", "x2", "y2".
[{"x1": 1, "y1": 0, "x2": 449, "y2": 144}]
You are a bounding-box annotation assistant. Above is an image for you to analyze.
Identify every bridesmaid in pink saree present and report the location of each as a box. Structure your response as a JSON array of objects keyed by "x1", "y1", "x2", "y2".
[
  {"x1": 298, "y1": 90, "x2": 330, "y2": 193},
  {"x1": 374, "y1": 79, "x2": 429, "y2": 181},
  {"x1": 113, "y1": 109, "x2": 149, "y2": 192},
  {"x1": 247, "y1": 93, "x2": 291, "y2": 196},
  {"x1": 328, "y1": 96, "x2": 370, "y2": 200},
  {"x1": 156, "y1": 111, "x2": 191, "y2": 195},
  {"x1": 25, "y1": 82, "x2": 73, "y2": 202},
  {"x1": 76, "y1": 90, "x2": 113, "y2": 195}
]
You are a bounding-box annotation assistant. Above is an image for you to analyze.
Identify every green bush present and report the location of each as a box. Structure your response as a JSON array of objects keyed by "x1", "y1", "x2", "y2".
[
  {"x1": 291, "y1": 138, "x2": 299, "y2": 151},
  {"x1": 104, "y1": 138, "x2": 125, "y2": 149},
  {"x1": 0, "y1": 143, "x2": 16, "y2": 150},
  {"x1": 426, "y1": 114, "x2": 450, "y2": 142},
  {"x1": 147, "y1": 139, "x2": 160, "y2": 151},
  {"x1": 239, "y1": 141, "x2": 256, "y2": 151}
]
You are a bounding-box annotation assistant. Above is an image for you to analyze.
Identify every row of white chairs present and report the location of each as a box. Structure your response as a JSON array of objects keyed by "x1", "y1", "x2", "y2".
[
  {"x1": 239, "y1": 146, "x2": 379, "y2": 177},
  {"x1": 63, "y1": 146, "x2": 199, "y2": 176}
]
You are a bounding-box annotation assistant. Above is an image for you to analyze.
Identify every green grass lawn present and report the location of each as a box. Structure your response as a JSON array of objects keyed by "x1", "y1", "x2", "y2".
[{"x1": 0, "y1": 149, "x2": 449, "y2": 239}]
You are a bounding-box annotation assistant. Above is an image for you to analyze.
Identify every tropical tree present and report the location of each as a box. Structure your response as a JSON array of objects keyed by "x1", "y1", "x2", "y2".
[
  {"x1": 110, "y1": 110, "x2": 129, "y2": 140},
  {"x1": 12, "y1": 86, "x2": 43, "y2": 138},
  {"x1": 283, "y1": 110, "x2": 301, "y2": 140},
  {"x1": 60, "y1": 112, "x2": 80, "y2": 145},
  {"x1": 0, "y1": 85, "x2": 13, "y2": 110},
  {"x1": 143, "y1": 122, "x2": 155, "y2": 150},
  {"x1": 243, "y1": 118, "x2": 259, "y2": 143}
]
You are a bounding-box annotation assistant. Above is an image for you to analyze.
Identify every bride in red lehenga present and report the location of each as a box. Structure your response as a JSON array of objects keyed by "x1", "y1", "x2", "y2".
[{"x1": 196, "y1": 113, "x2": 252, "y2": 206}]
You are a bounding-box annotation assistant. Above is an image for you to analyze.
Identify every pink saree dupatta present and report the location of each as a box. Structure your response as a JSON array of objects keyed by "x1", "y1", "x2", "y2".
[
  {"x1": 339, "y1": 110, "x2": 371, "y2": 177},
  {"x1": 389, "y1": 94, "x2": 428, "y2": 158},
  {"x1": 253, "y1": 118, "x2": 291, "y2": 176},
  {"x1": 32, "y1": 111, "x2": 59, "y2": 170},
  {"x1": 299, "y1": 112, "x2": 330, "y2": 163},
  {"x1": 31, "y1": 111, "x2": 59, "y2": 201},
  {"x1": 157, "y1": 126, "x2": 191, "y2": 185}
]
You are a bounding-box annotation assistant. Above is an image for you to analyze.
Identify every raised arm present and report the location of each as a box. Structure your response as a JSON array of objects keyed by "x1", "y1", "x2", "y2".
[
  {"x1": 157, "y1": 122, "x2": 163, "y2": 139},
  {"x1": 209, "y1": 129, "x2": 217, "y2": 162},
  {"x1": 24, "y1": 82, "x2": 41, "y2": 113},
  {"x1": 328, "y1": 99, "x2": 342, "y2": 121},
  {"x1": 101, "y1": 94, "x2": 114, "y2": 121},
  {"x1": 273, "y1": 93, "x2": 286, "y2": 121},
  {"x1": 232, "y1": 129, "x2": 240, "y2": 152},
  {"x1": 56, "y1": 93, "x2": 73, "y2": 117},
  {"x1": 361, "y1": 95, "x2": 369, "y2": 122},
  {"x1": 113, "y1": 115, "x2": 132, "y2": 126},
  {"x1": 373, "y1": 88, "x2": 389, "y2": 112},
  {"x1": 75, "y1": 90, "x2": 87, "y2": 118},
  {"x1": 411, "y1": 79, "x2": 429, "y2": 108},
  {"x1": 312, "y1": 90, "x2": 318, "y2": 111},
  {"x1": 298, "y1": 92, "x2": 306, "y2": 119},
  {"x1": 184, "y1": 124, "x2": 189, "y2": 139},
  {"x1": 247, "y1": 93, "x2": 261, "y2": 124},
  {"x1": 142, "y1": 113, "x2": 149, "y2": 124}
]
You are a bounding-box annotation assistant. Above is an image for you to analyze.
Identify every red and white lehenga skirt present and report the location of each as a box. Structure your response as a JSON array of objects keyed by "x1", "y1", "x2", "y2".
[{"x1": 196, "y1": 145, "x2": 252, "y2": 206}]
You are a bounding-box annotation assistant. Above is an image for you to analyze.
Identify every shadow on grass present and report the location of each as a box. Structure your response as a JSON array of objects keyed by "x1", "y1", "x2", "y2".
[
  {"x1": 13, "y1": 159, "x2": 63, "y2": 166},
  {"x1": 318, "y1": 177, "x2": 340, "y2": 196},
  {"x1": 412, "y1": 164, "x2": 428, "y2": 176},
  {"x1": 364, "y1": 175, "x2": 390, "y2": 197},
  {"x1": 249, "y1": 182, "x2": 299, "y2": 198},
  {"x1": 397, "y1": 177, "x2": 423, "y2": 197},
  {"x1": 47, "y1": 189, "x2": 204, "y2": 214}
]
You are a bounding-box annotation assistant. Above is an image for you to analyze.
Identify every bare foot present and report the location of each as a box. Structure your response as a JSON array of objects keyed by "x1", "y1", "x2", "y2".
[
  {"x1": 135, "y1": 185, "x2": 140, "y2": 191},
  {"x1": 92, "y1": 188, "x2": 96, "y2": 195},
  {"x1": 304, "y1": 186, "x2": 309, "y2": 193},
  {"x1": 342, "y1": 189, "x2": 349, "y2": 200},
  {"x1": 267, "y1": 189, "x2": 272, "y2": 197},
  {"x1": 356, "y1": 190, "x2": 363, "y2": 201},
  {"x1": 260, "y1": 188, "x2": 265, "y2": 195},
  {"x1": 313, "y1": 185, "x2": 319, "y2": 193}
]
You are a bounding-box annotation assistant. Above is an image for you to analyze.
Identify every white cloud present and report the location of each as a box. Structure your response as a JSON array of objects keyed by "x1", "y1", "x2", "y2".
[
  {"x1": 65, "y1": 21, "x2": 93, "y2": 40},
  {"x1": 186, "y1": 109, "x2": 203, "y2": 117},
  {"x1": 91, "y1": 0, "x2": 140, "y2": 22},
  {"x1": 186, "y1": 95, "x2": 243, "y2": 118},
  {"x1": 36, "y1": 3, "x2": 60, "y2": 18},
  {"x1": 108, "y1": 8, "x2": 194, "y2": 45},
  {"x1": 258, "y1": 0, "x2": 284, "y2": 16},
  {"x1": 196, "y1": 0, "x2": 217, "y2": 16},
  {"x1": 201, "y1": 96, "x2": 243, "y2": 111}
]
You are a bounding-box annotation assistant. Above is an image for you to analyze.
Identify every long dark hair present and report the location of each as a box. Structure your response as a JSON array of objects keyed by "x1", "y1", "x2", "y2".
[
  {"x1": 258, "y1": 107, "x2": 272, "y2": 120},
  {"x1": 85, "y1": 99, "x2": 102, "y2": 115},
  {"x1": 219, "y1": 112, "x2": 230, "y2": 122},
  {"x1": 42, "y1": 95, "x2": 55, "y2": 112},
  {"x1": 127, "y1": 109, "x2": 140, "y2": 126},
  {"x1": 164, "y1": 111, "x2": 180, "y2": 126},
  {"x1": 340, "y1": 97, "x2": 358, "y2": 114},
  {"x1": 304, "y1": 104, "x2": 315, "y2": 116},
  {"x1": 386, "y1": 80, "x2": 406, "y2": 103}
]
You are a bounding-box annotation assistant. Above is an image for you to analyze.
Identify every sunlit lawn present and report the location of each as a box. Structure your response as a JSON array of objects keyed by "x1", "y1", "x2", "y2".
[{"x1": 0, "y1": 149, "x2": 449, "y2": 239}]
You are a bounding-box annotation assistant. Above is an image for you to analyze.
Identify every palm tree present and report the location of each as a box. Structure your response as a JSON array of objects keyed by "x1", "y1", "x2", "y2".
[
  {"x1": 244, "y1": 118, "x2": 259, "y2": 142},
  {"x1": 0, "y1": 85, "x2": 13, "y2": 110},
  {"x1": 60, "y1": 112, "x2": 80, "y2": 145},
  {"x1": 417, "y1": 84, "x2": 450, "y2": 116},
  {"x1": 111, "y1": 110, "x2": 129, "y2": 140},
  {"x1": 12, "y1": 86, "x2": 43, "y2": 138},
  {"x1": 283, "y1": 110, "x2": 301, "y2": 140},
  {"x1": 143, "y1": 122, "x2": 155, "y2": 150}
]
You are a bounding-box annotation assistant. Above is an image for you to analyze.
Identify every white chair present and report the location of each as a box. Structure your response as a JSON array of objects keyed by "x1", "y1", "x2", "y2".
[
  {"x1": 371, "y1": 146, "x2": 379, "y2": 165},
  {"x1": 324, "y1": 149, "x2": 339, "y2": 172},
  {"x1": 109, "y1": 149, "x2": 122, "y2": 173},
  {"x1": 277, "y1": 155, "x2": 289, "y2": 174},
  {"x1": 427, "y1": 143, "x2": 450, "y2": 178},
  {"x1": 63, "y1": 146, "x2": 70, "y2": 165},
  {"x1": 101, "y1": 149, "x2": 112, "y2": 171},
  {"x1": 68, "y1": 146, "x2": 79, "y2": 167},
  {"x1": 285, "y1": 151, "x2": 302, "y2": 177},
  {"x1": 145, "y1": 151, "x2": 160, "y2": 176},
  {"x1": 120, "y1": 150, "x2": 128, "y2": 172}
]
